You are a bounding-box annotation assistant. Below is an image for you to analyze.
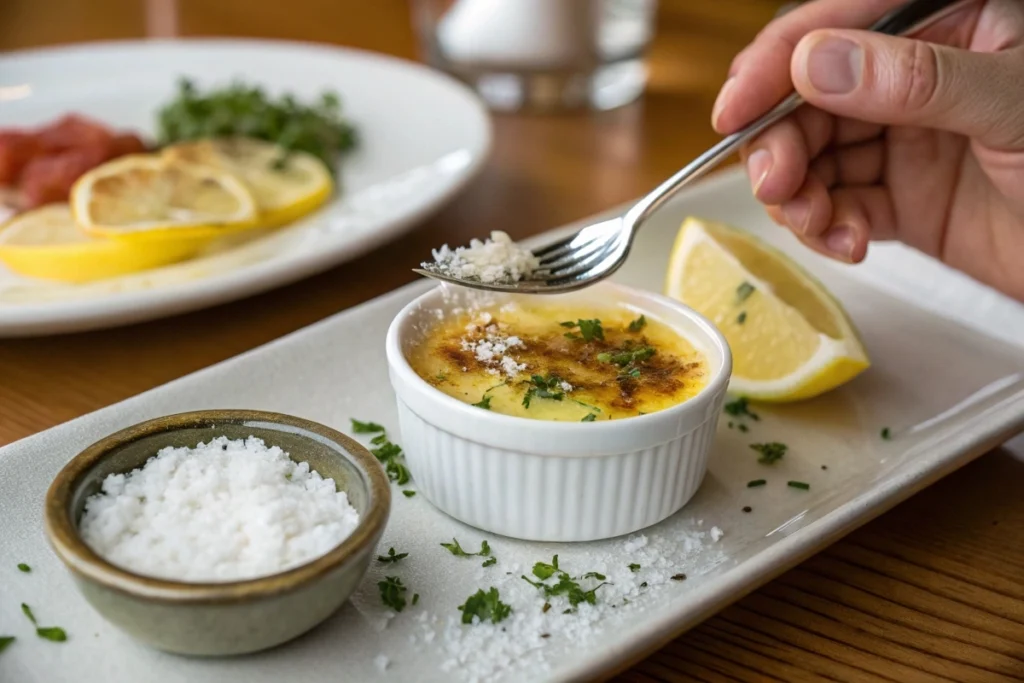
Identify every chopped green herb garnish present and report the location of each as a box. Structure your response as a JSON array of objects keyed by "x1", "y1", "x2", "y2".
[
  {"x1": 521, "y1": 555, "x2": 609, "y2": 610},
  {"x1": 386, "y1": 460, "x2": 412, "y2": 486},
  {"x1": 572, "y1": 399, "x2": 601, "y2": 413},
  {"x1": 441, "y1": 538, "x2": 491, "y2": 558},
  {"x1": 370, "y1": 433, "x2": 389, "y2": 445},
  {"x1": 881, "y1": 427, "x2": 892, "y2": 440},
  {"x1": 412, "y1": 593, "x2": 420, "y2": 606},
  {"x1": 371, "y1": 441, "x2": 402, "y2": 461},
  {"x1": 639, "y1": 582, "x2": 648, "y2": 589},
  {"x1": 599, "y1": 346, "x2": 656, "y2": 368},
  {"x1": 728, "y1": 421, "x2": 734, "y2": 429},
  {"x1": 750, "y1": 442, "x2": 787, "y2": 464},
  {"x1": 157, "y1": 79, "x2": 357, "y2": 176},
  {"x1": 403, "y1": 490, "x2": 417, "y2": 498},
  {"x1": 747, "y1": 479, "x2": 767, "y2": 488},
  {"x1": 523, "y1": 374, "x2": 566, "y2": 408},
  {"x1": 35, "y1": 628, "x2": 66, "y2": 643},
  {"x1": 737, "y1": 311, "x2": 747, "y2": 325},
  {"x1": 628, "y1": 563, "x2": 641, "y2": 573},
  {"x1": 738, "y1": 423, "x2": 749, "y2": 433},
  {"x1": 0, "y1": 636, "x2": 13, "y2": 653},
  {"x1": 742, "y1": 506, "x2": 752, "y2": 513},
  {"x1": 482, "y1": 556, "x2": 497, "y2": 567},
  {"x1": 459, "y1": 587, "x2": 512, "y2": 625},
  {"x1": 627, "y1": 315, "x2": 647, "y2": 332},
  {"x1": 560, "y1": 319, "x2": 604, "y2": 342},
  {"x1": 723, "y1": 397, "x2": 760, "y2": 420},
  {"x1": 671, "y1": 573, "x2": 687, "y2": 581},
  {"x1": 472, "y1": 395, "x2": 493, "y2": 410},
  {"x1": 21, "y1": 604, "x2": 36, "y2": 625},
  {"x1": 17, "y1": 563, "x2": 30, "y2": 573},
  {"x1": 581, "y1": 413, "x2": 597, "y2": 422},
  {"x1": 736, "y1": 281, "x2": 756, "y2": 303},
  {"x1": 788, "y1": 481, "x2": 811, "y2": 490},
  {"x1": 351, "y1": 419, "x2": 385, "y2": 434},
  {"x1": 377, "y1": 547, "x2": 409, "y2": 564},
  {"x1": 378, "y1": 576, "x2": 408, "y2": 612},
  {"x1": 435, "y1": 372, "x2": 447, "y2": 382}
]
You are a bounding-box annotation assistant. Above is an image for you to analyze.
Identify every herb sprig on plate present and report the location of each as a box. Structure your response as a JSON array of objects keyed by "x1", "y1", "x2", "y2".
[{"x1": 521, "y1": 555, "x2": 609, "y2": 612}]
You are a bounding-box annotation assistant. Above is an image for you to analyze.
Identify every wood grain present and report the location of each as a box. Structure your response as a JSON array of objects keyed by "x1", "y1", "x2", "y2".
[{"x1": 2, "y1": 1, "x2": 1023, "y2": 681}]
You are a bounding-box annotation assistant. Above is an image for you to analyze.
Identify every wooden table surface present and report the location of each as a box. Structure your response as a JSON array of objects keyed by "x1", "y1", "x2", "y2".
[{"x1": 3, "y1": 1, "x2": 1023, "y2": 681}]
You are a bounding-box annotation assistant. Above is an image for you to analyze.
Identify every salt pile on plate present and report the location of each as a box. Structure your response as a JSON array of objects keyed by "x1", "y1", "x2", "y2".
[{"x1": 79, "y1": 436, "x2": 360, "y2": 582}]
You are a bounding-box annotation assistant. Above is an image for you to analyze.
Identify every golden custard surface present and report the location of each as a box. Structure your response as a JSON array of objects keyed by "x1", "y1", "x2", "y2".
[{"x1": 408, "y1": 304, "x2": 709, "y2": 421}]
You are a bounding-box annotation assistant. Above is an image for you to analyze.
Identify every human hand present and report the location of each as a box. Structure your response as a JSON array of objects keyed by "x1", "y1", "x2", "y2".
[{"x1": 712, "y1": 0, "x2": 1024, "y2": 302}]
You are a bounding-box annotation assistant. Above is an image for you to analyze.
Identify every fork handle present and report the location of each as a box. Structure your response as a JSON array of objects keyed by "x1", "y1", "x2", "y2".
[{"x1": 623, "y1": 0, "x2": 976, "y2": 229}]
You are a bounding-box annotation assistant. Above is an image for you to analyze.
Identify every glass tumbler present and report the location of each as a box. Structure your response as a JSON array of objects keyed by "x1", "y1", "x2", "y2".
[{"x1": 412, "y1": 0, "x2": 657, "y2": 112}]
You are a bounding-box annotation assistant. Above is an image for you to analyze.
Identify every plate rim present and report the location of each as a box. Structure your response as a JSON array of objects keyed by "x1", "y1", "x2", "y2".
[{"x1": 0, "y1": 37, "x2": 493, "y2": 336}]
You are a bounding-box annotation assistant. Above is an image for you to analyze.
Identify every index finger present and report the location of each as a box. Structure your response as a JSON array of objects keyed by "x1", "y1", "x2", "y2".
[{"x1": 713, "y1": 0, "x2": 903, "y2": 134}]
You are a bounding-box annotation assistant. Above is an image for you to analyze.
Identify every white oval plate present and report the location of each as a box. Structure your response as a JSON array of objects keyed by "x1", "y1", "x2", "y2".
[{"x1": 0, "y1": 39, "x2": 491, "y2": 337}]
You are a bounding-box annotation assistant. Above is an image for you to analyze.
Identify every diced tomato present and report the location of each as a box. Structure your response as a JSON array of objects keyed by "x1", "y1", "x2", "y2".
[
  {"x1": 109, "y1": 133, "x2": 147, "y2": 157},
  {"x1": 19, "y1": 146, "x2": 110, "y2": 209},
  {"x1": 36, "y1": 114, "x2": 113, "y2": 154},
  {"x1": 0, "y1": 131, "x2": 41, "y2": 184}
]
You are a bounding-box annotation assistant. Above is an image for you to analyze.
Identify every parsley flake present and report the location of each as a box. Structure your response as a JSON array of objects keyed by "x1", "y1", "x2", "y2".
[
  {"x1": 750, "y1": 442, "x2": 787, "y2": 464},
  {"x1": 482, "y1": 556, "x2": 497, "y2": 567},
  {"x1": 0, "y1": 636, "x2": 13, "y2": 653},
  {"x1": 522, "y1": 374, "x2": 566, "y2": 408},
  {"x1": 881, "y1": 427, "x2": 892, "y2": 440},
  {"x1": 17, "y1": 563, "x2": 30, "y2": 573},
  {"x1": 723, "y1": 397, "x2": 760, "y2": 420},
  {"x1": 521, "y1": 555, "x2": 609, "y2": 610},
  {"x1": 628, "y1": 563, "x2": 641, "y2": 573},
  {"x1": 472, "y1": 395, "x2": 493, "y2": 410},
  {"x1": 459, "y1": 587, "x2": 512, "y2": 625},
  {"x1": 747, "y1": 479, "x2": 767, "y2": 488},
  {"x1": 377, "y1": 547, "x2": 409, "y2": 564},
  {"x1": 736, "y1": 281, "x2": 756, "y2": 303},
  {"x1": 402, "y1": 490, "x2": 417, "y2": 498},
  {"x1": 351, "y1": 419, "x2": 385, "y2": 434},
  {"x1": 581, "y1": 413, "x2": 597, "y2": 422},
  {"x1": 378, "y1": 576, "x2": 408, "y2": 612},
  {"x1": 737, "y1": 311, "x2": 747, "y2": 325},
  {"x1": 21, "y1": 604, "x2": 35, "y2": 625},
  {"x1": 671, "y1": 573, "x2": 687, "y2": 581},
  {"x1": 788, "y1": 481, "x2": 811, "y2": 490},
  {"x1": 36, "y1": 628, "x2": 66, "y2": 643},
  {"x1": 559, "y1": 319, "x2": 604, "y2": 342},
  {"x1": 627, "y1": 315, "x2": 647, "y2": 332},
  {"x1": 441, "y1": 538, "x2": 492, "y2": 559},
  {"x1": 412, "y1": 593, "x2": 420, "y2": 606}
]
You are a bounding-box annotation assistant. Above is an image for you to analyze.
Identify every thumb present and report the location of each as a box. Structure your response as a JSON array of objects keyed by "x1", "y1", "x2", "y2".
[{"x1": 791, "y1": 29, "x2": 1024, "y2": 148}]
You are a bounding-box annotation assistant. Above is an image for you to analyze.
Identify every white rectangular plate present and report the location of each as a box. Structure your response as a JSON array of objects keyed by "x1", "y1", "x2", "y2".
[{"x1": 3, "y1": 168, "x2": 1024, "y2": 683}]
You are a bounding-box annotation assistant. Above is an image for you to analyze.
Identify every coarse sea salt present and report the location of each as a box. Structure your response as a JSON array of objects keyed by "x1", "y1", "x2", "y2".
[
  {"x1": 426, "y1": 231, "x2": 539, "y2": 284},
  {"x1": 78, "y1": 436, "x2": 360, "y2": 583},
  {"x1": 390, "y1": 522, "x2": 727, "y2": 683}
]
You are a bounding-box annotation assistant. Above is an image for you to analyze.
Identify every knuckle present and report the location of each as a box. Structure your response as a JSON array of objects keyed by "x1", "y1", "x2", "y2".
[{"x1": 890, "y1": 41, "x2": 941, "y2": 113}]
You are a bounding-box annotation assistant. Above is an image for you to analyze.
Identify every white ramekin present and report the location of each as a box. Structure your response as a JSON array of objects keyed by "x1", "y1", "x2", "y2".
[{"x1": 385, "y1": 281, "x2": 731, "y2": 542}]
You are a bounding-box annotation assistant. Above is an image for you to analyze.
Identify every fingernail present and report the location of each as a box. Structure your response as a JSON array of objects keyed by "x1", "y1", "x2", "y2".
[
  {"x1": 746, "y1": 149, "x2": 772, "y2": 197},
  {"x1": 806, "y1": 36, "x2": 862, "y2": 94},
  {"x1": 711, "y1": 77, "x2": 735, "y2": 130},
  {"x1": 782, "y1": 198, "x2": 811, "y2": 233},
  {"x1": 823, "y1": 223, "x2": 856, "y2": 260}
]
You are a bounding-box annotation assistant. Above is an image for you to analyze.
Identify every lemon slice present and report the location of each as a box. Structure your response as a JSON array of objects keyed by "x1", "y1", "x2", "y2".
[
  {"x1": 71, "y1": 154, "x2": 259, "y2": 241},
  {"x1": 0, "y1": 204, "x2": 204, "y2": 283},
  {"x1": 163, "y1": 138, "x2": 333, "y2": 228},
  {"x1": 665, "y1": 217, "x2": 869, "y2": 401}
]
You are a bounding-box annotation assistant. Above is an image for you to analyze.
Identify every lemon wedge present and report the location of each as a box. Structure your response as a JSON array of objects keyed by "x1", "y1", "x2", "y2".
[
  {"x1": 0, "y1": 204, "x2": 204, "y2": 283},
  {"x1": 163, "y1": 138, "x2": 333, "y2": 228},
  {"x1": 665, "y1": 217, "x2": 869, "y2": 401},
  {"x1": 71, "y1": 154, "x2": 259, "y2": 241}
]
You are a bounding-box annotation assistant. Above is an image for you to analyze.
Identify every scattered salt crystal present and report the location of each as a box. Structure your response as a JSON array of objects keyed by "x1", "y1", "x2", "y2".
[
  {"x1": 710, "y1": 526, "x2": 724, "y2": 542},
  {"x1": 426, "y1": 231, "x2": 540, "y2": 284},
  {"x1": 559, "y1": 381, "x2": 573, "y2": 393},
  {"x1": 78, "y1": 436, "x2": 360, "y2": 583}
]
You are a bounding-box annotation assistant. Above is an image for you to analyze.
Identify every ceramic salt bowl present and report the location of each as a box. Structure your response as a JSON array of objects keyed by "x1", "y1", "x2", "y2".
[{"x1": 43, "y1": 410, "x2": 391, "y2": 656}]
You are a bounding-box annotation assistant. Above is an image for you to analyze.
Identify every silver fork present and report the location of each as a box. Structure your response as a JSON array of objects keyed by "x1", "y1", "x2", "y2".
[{"x1": 415, "y1": 0, "x2": 971, "y2": 294}]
